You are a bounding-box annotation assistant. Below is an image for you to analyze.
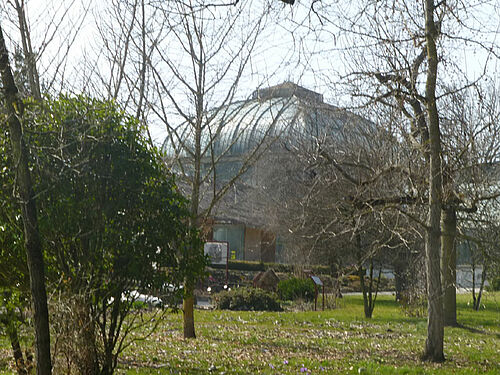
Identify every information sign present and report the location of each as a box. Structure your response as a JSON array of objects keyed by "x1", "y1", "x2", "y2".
[{"x1": 204, "y1": 241, "x2": 229, "y2": 265}]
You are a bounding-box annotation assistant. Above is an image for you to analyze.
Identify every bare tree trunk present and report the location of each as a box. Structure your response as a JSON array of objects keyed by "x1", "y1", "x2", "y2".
[
  {"x1": 368, "y1": 259, "x2": 374, "y2": 317},
  {"x1": 441, "y1": 206, "x2": 457, "y2": 326},
  {"x1": 13, "y1": 0, "x2": 41, "y2": 100},
  {"x1": 135, "y1": 0, "x2": 147, "y2": 122},
  {"x1": 183, "y1": 112, "x2": 203, "y2": 339},
  {"x1": 360, "y1": 256, "x2": 381, "y2": 319},
  {"x1": 183, "y1": 179, "x2": 200, "y2": 339},
  {"x1": 9, "y1": 326, "x2": 27, "y2": 375},
  {"x1": 183, "y1": 295, "x2": 196, "y2": 338},
  {"x1": 471, "y1": 257, "x2": 477, "y2": 308},
  {"x1": 422, "y1": 0, "x2": 445, "y2": 362},
  {"x1": 355, "y1": 231, "x2": 371, "y2": 318},
  {"x1": 74, "y1": 296, "x2": 98, "y2": 375},
  {"x1": 370, "y1": 263, "x2": 382, "y2": 318},
  {"x1": 358, "y1": 265, "x2": 370, "y2": 318},
  {"x1": 0, "y1": 25, "x2": 52, "y2": 375},
  {"x1": 1, "y1": 307, "x2": 27, "y2": 375},
  {"x1": 473, "y1": 265, "x2": 487, "y2": 311},
  {"x1": 394, "y1": 255, "x2": 408, "y2": 302}
]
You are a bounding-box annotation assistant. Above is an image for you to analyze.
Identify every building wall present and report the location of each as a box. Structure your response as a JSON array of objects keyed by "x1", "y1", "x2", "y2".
[
  {"x1": 244, "y1": 227, "x2": 261, "y2": 261},
  {"x1": 456, "y1": 265, "x2": 488, "y2": 289},
  {"x1": 261, "y1": 231, "x2": 276, "y2": 263},
  {"x1": 212, "y1": 223, "x2": 278, "y2": 262}
]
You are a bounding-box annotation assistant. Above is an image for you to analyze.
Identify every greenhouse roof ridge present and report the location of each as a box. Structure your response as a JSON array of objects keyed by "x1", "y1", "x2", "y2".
[{"x1": 251, "y1": 82, "x2": 324, "y2": 103}]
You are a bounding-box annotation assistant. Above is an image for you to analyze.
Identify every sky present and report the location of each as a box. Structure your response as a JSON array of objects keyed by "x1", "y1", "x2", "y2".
[{"x1": 1, "y1": 0, "x2": 499, "y2": 145}]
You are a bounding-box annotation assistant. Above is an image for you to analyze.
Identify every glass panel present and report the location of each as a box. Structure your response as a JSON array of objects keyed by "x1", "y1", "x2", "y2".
[
  {"x1": 213, "y1": 225, "x2": 244, "y2": 260},
  {"x1": 276, "y1": 236, "x2": 284, "y2": 263}
]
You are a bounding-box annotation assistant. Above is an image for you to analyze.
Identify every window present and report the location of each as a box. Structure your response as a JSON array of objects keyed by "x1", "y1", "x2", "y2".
[{"x1": 213, "y1": 225, "x2": 245, "y2": 260}]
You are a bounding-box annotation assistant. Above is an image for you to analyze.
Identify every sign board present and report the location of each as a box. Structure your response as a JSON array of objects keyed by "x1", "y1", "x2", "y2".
[
  {"x1": 310, "y1": 275, "x2": 324, "y2": 311},
  {"x1": 310, "y1": 275, "x2": 323, "y2": 286},
  {"x1": 204, "y1": 241, "x2": 229, "y2": 265}
]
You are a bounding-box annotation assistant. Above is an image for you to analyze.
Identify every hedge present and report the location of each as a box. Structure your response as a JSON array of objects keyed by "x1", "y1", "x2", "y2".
[
  {"x1": 213, "y1": 287, "x2": 283, "y2": 311},
  {"x1": 209, "y1": 260, "x2": 333, "y2": 275}
]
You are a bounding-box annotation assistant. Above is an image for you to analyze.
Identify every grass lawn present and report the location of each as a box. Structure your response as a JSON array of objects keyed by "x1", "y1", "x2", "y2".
[{"x1": 1, "y1": 292, "x2": 499, "y2": 374}]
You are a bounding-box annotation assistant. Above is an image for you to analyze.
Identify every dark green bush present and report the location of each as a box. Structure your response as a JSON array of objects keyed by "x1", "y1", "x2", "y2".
[
  {"x1": 209, "y1": 260, "x2": 264, "y2": 272},
  {"x1": 213, "y1": 287, "x2": 282, "y2": 311},
  {"x1": 277, "y1": 277, "x2": 315, "y2": 302},
  {"x1": 209, "y1": 260, "x2": 332, "y2": 274},
  {"x1": 487, "y1": 275, "x2": 500, "y2": 291}
]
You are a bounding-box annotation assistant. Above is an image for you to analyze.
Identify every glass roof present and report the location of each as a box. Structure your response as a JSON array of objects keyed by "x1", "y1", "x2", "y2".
[{"x1": 162, "y1": 83, "x2": 370, "y2": 159}]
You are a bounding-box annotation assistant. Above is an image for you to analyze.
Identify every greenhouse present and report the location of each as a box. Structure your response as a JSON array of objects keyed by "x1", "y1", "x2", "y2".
[{"x1": 162, "y1": 82, "x2": 373, "y2": 263}]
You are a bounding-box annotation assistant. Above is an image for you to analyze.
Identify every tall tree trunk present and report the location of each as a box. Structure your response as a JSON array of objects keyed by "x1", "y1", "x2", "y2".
[
  {"x1": 358, "y1": 265, "x2": 370, "y2": 318},
  {"x1": 471, "y1": 257, "x2": 477, "y2": 308},
  {"x1": 183, "y1": 113, "x2": 202, "y2": 339},
  {"x1": 441, "y1": 206, "x2": 457, "y2": 326},
  {"x1": 13, "y1": 0, "x2": 41, "y2": 100},
  {"x1": 102, "y1": 290, "x2": 121, "y2": 375},
  {"x1": 394, "y1": 256, "x2": 407, "y2": 302},
  {"x1": 367, "y1": 259, "x2": 374, "y2": 318},
  {"x1": 361, "y1": 256, "x2": 381, "y2": 319},
  {"x1": 473, "y1": 264, "x2": 487, "y2": 311},
  {"x1": 422, "y1": 0, "x2": 445, "y2": 362},
  {"x1": 1, "y1": 307, "x2": 27, "y2": 375},
  {"x1": 183, "y1": 294, "x2": 196, "y2": 338},
  {"x1": 355, "y1": 230, "x2": 371, "y2": 318},
  {"x1": 0, "y1": 25, "x2": 52, "y2": 375},
  {"x1": 8, "y1": 325, "x2": 27, "y2": 375},
  {"x1": 73, "y1": 295, "x2": 98, "y2": 375}
]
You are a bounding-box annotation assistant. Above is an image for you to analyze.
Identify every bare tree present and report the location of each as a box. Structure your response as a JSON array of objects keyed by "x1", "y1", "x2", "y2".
[
  {"x1": 148, "y1": 0, "x2": 291, "y2": 338},
  {"x1": 0, "y1": 24, "x2": 52, "y2": 375},
  {"x1": 311, "y1": 115, "x2": 420, "y2": 317},
  {"x1": 464, "y1": 201, "x2": 500, "y2": 310},
  {"x1": 1, "y1": 0, "x2": 89, "y2": 95},
  {"x1": 316, "y1": 0, "x2": 499, "y2": 361},
  {"x1": 86, "y1": 0, "x2": 156, "y2": 122},
  {"x1": 432, "y1": 78, "x2": 500, "y2": 324},
  {"x1": 281, "y1": 0, "x2": 500, "y2": 361},
  {"x1": 73, "y1": 0, "x2": 296, "y2": 339}
]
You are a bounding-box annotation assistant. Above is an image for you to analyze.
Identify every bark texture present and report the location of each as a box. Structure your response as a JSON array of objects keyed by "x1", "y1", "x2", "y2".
[
  {"x1": 0, "y1": 24, "x2": 52, "y2": 374},
  {"x1": 441, "y1": 206, "x2": 457, "y2": 326},
  {"x1": 422, "y1": 0, "x2": 445, "y2": 362},
  {"x1": 183, "y1": 110, "x2": 202, "y2": 339},
  {"x1": 183, "y1": 295, "x2": 196, "y2": 339},
  {"x1": 1, "y1": 308, "x2": 27, "y2": 375},
  {"x1": 13, "y1": 0, "x2": 41, "y2": 100},
  {"x1": 472, "y1": 264, "x2": 487, "y2": 311}
]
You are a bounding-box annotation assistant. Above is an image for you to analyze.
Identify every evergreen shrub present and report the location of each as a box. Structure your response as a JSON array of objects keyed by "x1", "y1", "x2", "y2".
[
  {"x1": 277, "y1": 277, "x2": 315, "y2": 301},
  {"x1": 214, "y1": 287, "x2": 282, "y2": 311}
]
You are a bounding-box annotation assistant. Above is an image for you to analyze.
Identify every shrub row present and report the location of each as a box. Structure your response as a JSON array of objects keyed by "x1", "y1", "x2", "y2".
[
  {"x1": 209, "y1": 260, "x2": 332, "y2": 275},
  {"x1": 277, "y1": 277, "x2": 315, "y2": 302},
  {"x1": 213, "y1": 287, "x2": 283, "y2": 311},
  {"x1": 213, "y1": 276, "x2": 317, "y2": 311},
  {"x1": 487, "y1": 275, "x2": 500, "y2": 291}
]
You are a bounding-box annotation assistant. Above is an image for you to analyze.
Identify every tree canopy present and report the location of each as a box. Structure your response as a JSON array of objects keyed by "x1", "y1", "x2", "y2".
[{"x1": 1, "y1": 94, "x2": 207, "y2": 374}]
